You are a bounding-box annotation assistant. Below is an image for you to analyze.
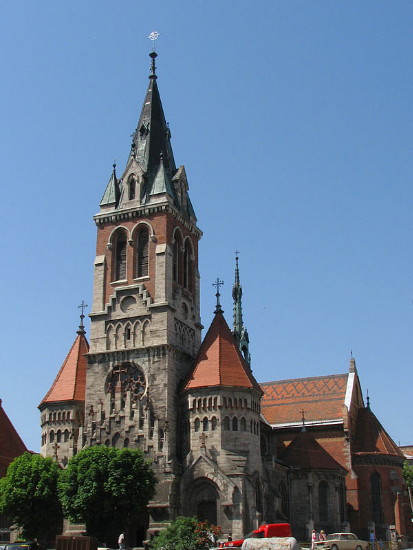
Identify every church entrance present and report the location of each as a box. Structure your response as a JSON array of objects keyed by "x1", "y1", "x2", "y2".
[{"x1": 186, "y1": 478, "x2": 219, "y2": 526}]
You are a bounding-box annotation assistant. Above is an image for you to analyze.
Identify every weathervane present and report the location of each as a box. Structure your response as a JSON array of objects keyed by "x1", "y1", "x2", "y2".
[
  {"x1": 148, "y1": 30, "x2": 160, "y2": 50},
  {"x1": 148, "y1": 31, "x2": 160, "y2": 76}
]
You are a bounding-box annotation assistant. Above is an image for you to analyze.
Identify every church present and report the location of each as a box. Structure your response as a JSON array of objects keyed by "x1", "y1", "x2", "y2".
[{"x1": 38, "y1": 52, "x2": 412, "y2": 546}]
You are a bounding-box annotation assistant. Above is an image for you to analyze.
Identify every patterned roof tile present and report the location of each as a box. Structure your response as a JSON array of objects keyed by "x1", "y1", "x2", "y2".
[{"x1": 260, "y1": 374, "x2": 348, "y2": 425}]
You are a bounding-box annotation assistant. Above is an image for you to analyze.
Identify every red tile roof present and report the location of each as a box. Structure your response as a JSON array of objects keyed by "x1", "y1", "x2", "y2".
[
  {"x1": 184, "y1": 311, "x2": 262, "y2": 393},
  {"x1": 281, "y1": 429, "x2": 347, "y2": 471},
  {"x1": 352, "y1": 407, "x2": 404, "y2": 458},
  {"x1": 260, "y1": 374, "x2": 349, "y2": 426},
  {"x1": 39, "y1": 332, "x2": 89, "y2": 407},
  {"x1": 0, "y1": 399, "x2": 27, "y2": 476}
]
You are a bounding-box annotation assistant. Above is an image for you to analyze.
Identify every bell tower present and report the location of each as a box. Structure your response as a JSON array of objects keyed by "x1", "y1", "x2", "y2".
[{"x1": 85, "y1": 52, "x2": 202, "y2": 521}]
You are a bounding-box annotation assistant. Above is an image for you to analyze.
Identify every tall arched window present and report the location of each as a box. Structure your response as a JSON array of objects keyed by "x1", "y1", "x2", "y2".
[
  {"x1": 183, "y1": 240, "x2": 193, "y2": 291},
  {"x1": 203, "y1": 417, "x2": 209, "y2": 431},
  {"x1": 223, "y1": 417, "x2": 230, "y2": 430},
  {"x1": 194, "y1": 418, "x2": 200, "y2": 432},
  {"x1": 232, "y1": 417, "x2": 238, "y2": 431},
  {"x1": 319, "y1": 481, "x2": 329, "y2": 522},
  {"x1": 114, "y1": 231, "x2": 127, "y2": 281},
  {"x1": 173, "y1": 232, "x2": 182, "y2": 284},
  {"x1": 136, "y1": 227, "x2": 149, "y2": 277},
  {"x1": 128, "y1": 176, "x2": 136, "y2": 200},
  {"x1": 371, "y1": 472, "x2": 383, "y2": 524}
]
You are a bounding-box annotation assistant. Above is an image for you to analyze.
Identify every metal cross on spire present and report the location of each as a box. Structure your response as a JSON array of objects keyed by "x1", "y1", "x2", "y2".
[
  {"x1": 300, "y1": 408, "x2": 307, "y2": 432},
  {"x1": 77, "y1": 300, "x2": 88, "y2": 335},
  {"x1": 213, "y1": 278, "x2": 224, "y2": 313}
]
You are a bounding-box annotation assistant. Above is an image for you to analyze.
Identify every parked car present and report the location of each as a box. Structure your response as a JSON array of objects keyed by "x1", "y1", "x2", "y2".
[
  {"x1": 314, "y1": 533, "x2": 369, "y2": 550},
  {"x1": 220, "y1": 524, "x2": 292, "y2": 548}
]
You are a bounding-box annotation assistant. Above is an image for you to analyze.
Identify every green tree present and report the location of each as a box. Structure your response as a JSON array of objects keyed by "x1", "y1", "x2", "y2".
[
  {"x1": 0, "y1": 452, "x2": 63, "y2": 540},
  {"x1": 150, "y1": 516, "x2": 222, "y2": 550},
  {"x1": 403, "y1": 461, "x2": 413, "y2": 515},
  {"x1": 58, "y1": 446, "x2": 157, "y2": 544}
]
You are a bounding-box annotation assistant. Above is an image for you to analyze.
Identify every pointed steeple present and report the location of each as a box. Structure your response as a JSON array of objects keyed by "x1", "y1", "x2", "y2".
[
  {"x1": 39, "y1": 312, "x2": 89, "y2": 407},
  {"x1": 232, "y1": 253, "x2": 251, "y2": 366},
  {"x1": 184, "y1": 305, "x2": 262, "y2": 393},
  {"x1": 100, "y1": 162, "x2": 120, "y2": 209},
  {"x1": 130, "y1": 52, "x2": 176, "y2": 189}
]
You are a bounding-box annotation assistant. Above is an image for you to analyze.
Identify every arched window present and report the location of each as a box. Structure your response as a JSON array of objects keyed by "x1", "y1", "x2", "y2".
[
  {"x1": 136, "y1": 226, "x2": 149, "y2": 277},
  {"x1": 339, "y1": 483, "x2": 346, "y2": 523},
  {"x1": 114, "y1": 231, "x2": 127, "y2": 281},
  {"x1": 173, "y1": 232, "x2": 182, "y2": 284},
  {"x1": 203, "y1": 417, "x2": 209, "y2": 431},
  {"x1": 49, "y1": 430, "x2": 55, "y2": 443},
  {"x1": 56, "y1": 430, "x2": 62, "y2": 443},
  {"x1": 371, "y1": 472, "x2": 383, "y2": 524},
  {"x1": 319, "y1": 481, "x2": 329, "y2": 522},
  {"x1": 128, "y1": 176, "x2": 136, "y2": 200},
  {"x1": 241, "y1": 417, "x2": 247, "y2": 431},
  {"x1": 223, "y1": 417, "x2": 230, "y2": 430},
  {"x1": 64, "y1": 429, "x2": 70, "y2": 442},
  {"x1": 211, "y1": 417, "x2": 217, "y2": 430},
  {"x1": 232, "y1": 417, "x2": 238, "y2": 431},
  {"x1": 183, "y1": 240, "x2": 193, "y2": 291},
  {"x1": 194, "y1": 418, "x2": 200, "y2": 432}
]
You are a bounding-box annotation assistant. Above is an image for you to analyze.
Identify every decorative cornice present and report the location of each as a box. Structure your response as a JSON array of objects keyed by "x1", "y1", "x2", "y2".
[
  {"x1": 352, "y1": 453, "x2": 405, "y2": 468},
  {"x1": 94, "y1": 202, "x2": 202, "y2": 239}
]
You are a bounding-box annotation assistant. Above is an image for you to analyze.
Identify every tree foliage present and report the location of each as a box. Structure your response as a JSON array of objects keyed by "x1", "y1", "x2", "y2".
[
  {"x1": 58, "y1": 446, "x2": 157, "y2": 544},
  {"x1": 149, "y1": 516, "x2": 222, "y2": 550},
  {"x1": 0, "y1": 452, "x2": 63, "y2": 539},
  {"x1": 403, "y1": 461, "x2": 413, "y2": 488},
  {"x1": 403, "y1": 461, "x2": 413, "y2": 514}
]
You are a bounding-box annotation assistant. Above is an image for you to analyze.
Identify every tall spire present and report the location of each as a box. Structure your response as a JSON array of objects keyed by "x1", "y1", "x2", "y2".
[
  {"x1": 130, "y1": 51, "x2": 176, "y2": 186},
  {"x1": 232, "y1": 252, "x2": 251, "y2": 366}
]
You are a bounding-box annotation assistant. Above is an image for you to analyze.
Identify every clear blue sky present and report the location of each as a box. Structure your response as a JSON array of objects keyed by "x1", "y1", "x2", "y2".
[{"x1": 1, "y1": 1, "x2": 412, "y2": 452}]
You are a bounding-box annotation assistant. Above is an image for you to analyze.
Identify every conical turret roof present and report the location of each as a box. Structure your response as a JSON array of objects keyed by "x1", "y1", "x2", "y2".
[
  {"x1": 184, "y1": 309, "x2": 262, "y2": 393},
  {"x1": 39, "y1": 326, "x2": 89, "y2": 408}
]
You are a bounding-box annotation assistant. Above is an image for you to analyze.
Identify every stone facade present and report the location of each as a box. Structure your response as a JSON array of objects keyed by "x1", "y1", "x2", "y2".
[{"x1": 38, "y1": 53, "x2": 413, "y2": 546}]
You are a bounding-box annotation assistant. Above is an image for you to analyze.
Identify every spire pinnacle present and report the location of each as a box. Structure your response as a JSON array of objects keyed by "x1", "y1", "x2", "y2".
[
  {"x1": 213, "y1": 278, "x2": 224, "y2": 314},
  {"x1": 301, "y1": 408, "x2": 307, "y2": 432},
  {"x1": 148, "y1": 31, "x2": 160, "y2": 79},
  {"x1": 77, "y1": 300, "x2": 88, "y2": 335},
  {"x1": 232, "y1": 252, "x2": 251, "y2": 366}
]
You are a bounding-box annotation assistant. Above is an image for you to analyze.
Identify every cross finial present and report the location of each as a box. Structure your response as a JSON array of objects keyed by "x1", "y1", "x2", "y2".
[
  {"x1": 199, "y1": 432, "x2": 208, "y2": 449},
  {"x1": 213, "y1": 278, "x2": 224, "y2": 313},
  {"x1": 300, "y1": 408, "x2": 306, "y2": 431},
  {"x1": 77, "y1": 300, "x2": 88, "y2": 335}
]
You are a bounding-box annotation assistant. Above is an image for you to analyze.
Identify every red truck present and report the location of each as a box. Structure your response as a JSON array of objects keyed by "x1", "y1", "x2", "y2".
[{"x1": 220, "y1": 524, "x2": 292, "y2": 548}]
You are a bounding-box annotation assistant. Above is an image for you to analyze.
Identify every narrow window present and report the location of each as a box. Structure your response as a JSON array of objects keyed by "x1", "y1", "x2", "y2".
[
  {"x1": 128, "y1": 177, "x2": 135, "y2": 200},
  {"x1": 115, "y1": 232, "x2": 127, "y2": 281},
  {"x1": 183, "y1": 240, "x2": 193, "y2": 290},
  {"x1": 371, "y1": 472, "x2": 383, "y2": 524},
  {"x1": 136, "y1": 227, "x2": 149, "y2": 277},
  {"x1": 173, "y1": 232, "x2": 182, "y2": 284},
  {"x1": 232, "y1": 417, "x2": 238, "y2": 431},
  {"x1": 223, "y1": 417, "x2": 230, "y2": 430},
  {"x1": 203, "y1": 417, "x2": 209, "y2": 431},
  {"x1": 319, "y1": 481, "x2": 329, "y2": 522}
]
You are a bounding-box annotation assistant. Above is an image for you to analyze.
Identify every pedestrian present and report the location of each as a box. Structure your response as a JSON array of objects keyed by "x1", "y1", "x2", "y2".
[
  {"x1": 311, "y1": 529, "x2": 320, "y2": 549},
  {"x1": 118, "y1": 533, "x2": 125, "y2": 550},
  {"x1": 319, "y1": 531, "x2": 326, "y2": 542}
]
